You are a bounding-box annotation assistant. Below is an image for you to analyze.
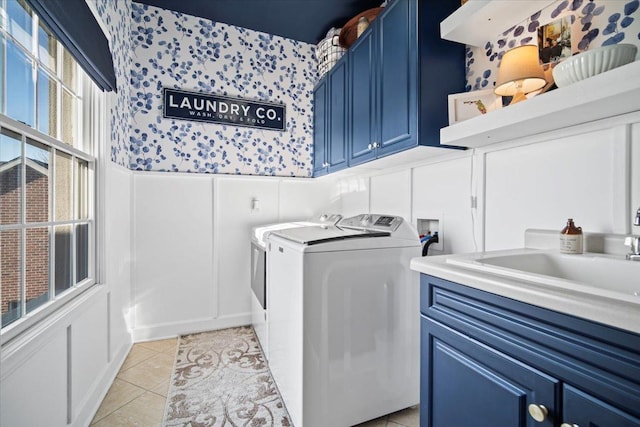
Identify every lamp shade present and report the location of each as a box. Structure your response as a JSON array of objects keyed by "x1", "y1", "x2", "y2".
[{"x1": 494, "y1": 45, "x2": 546, "y2": 96}]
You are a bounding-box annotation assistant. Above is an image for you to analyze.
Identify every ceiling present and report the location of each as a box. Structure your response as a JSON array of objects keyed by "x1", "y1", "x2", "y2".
[{"x1": 134, "y1": 0, "x2": 383, "y2": 45}]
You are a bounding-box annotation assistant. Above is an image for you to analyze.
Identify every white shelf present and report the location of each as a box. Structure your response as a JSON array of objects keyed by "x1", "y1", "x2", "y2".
[
  {"x1": 440, "y1": 60, "x2": 640, "y2": 148},
  {"x1": 441, "y1": 0, "x2": 555, "y2": 47}
]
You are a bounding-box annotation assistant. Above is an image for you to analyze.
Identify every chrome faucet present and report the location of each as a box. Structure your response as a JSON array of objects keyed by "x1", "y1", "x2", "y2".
[{"x1": 625, "y1": 206, "x2": 640, "y2": 261}]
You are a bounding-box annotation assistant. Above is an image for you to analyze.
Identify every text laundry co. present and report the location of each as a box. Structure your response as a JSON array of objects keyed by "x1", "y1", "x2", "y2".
[{"x1": 162, "y1": 88, "x2": 286, "y2": 131}]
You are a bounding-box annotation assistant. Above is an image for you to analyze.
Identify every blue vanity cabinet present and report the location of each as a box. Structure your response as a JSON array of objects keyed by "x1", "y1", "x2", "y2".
[
  {"x1": 348, "y1": 0, "x2": 464, "y2": 168},
  {"x1": 563, "y1": 385, "x2": 640, "y2": 427},
  {"x1": 422, "y1": 316, "x2": 558, "y2": 427},
  {"x1": 313, "y1": 59, "x2": 348, "y2": 177},
  {"x1": 420, "y1": 274, "x2": 640, "y2": 427}
]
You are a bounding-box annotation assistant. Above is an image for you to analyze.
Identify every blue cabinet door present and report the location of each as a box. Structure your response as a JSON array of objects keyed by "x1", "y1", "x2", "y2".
[
  {"x1": 328, "y1": 59, "x2": 348, "y2": 173},
  {"x1": 563, "y1": 385, "x2": 640, "y2": 427},
  {"x1": 377, "y1": 0, "x2": 417, "y2": 158},
  {"x1": 312, "y1": 79, "x2": 328, "y2": 176},
  {"x1": 348, "y1": 29, "x2": 376, "y2": 167},
  {"x1": 422, "y1": 316, "x2": 558, "y2": 427},
  {"x1": 421, "y1": 274, "x2": 640, "y2": 427},
  {"x1": 347, "y1": 0, "x2": 463, "y2": 168}
]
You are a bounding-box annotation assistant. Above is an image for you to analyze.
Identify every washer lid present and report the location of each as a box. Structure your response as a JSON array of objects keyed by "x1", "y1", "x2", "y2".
[
  {"x1": 251, "y1": 213, "x2": 343, "y2": 247},
  {"x1": 270, "y1": 225, "x2": 390, "y2": 245},
  {"x1": 252, "y1": 221, "x2": 317, "y2": 247}
]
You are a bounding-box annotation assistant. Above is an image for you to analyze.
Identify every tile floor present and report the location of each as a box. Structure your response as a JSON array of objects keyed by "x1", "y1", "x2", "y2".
[
  {"x1": 91, "y1": 338, "x2": 178, "y2": 426},
  {"x1": 91, "y1": 336, "x2": 419, "y2": 427}
]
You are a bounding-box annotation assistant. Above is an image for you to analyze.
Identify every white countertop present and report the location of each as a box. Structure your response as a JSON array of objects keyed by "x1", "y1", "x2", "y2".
[{"x1": 411, "y1": 250, "x2": 640, "y2": 335}]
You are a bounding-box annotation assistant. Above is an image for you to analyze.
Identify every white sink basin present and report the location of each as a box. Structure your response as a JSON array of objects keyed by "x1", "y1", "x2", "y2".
[{"x1": 446, "y1": 249, "x2": 640, "y2": 303}]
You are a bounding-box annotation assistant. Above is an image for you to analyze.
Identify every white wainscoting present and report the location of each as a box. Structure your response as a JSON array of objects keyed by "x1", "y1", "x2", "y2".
[
  {"x1": 336, "y1": 113, "x2": 640, "y2": 256},
  {"x1": 1, "y1": 162, "x2": 134, "y2": 427}
]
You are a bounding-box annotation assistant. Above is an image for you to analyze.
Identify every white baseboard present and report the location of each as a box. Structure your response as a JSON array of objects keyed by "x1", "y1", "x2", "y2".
[
  {"x1": 132, "y1": 313, "x2": 252, "y2": 342},
  {"x1": 73, "y1": 340, "x2": 132, "y2": 427}
]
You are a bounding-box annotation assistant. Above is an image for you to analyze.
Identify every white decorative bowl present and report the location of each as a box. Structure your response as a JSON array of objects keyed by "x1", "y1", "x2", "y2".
[{"x1": 552, "y1": 43, "x2": 637, "y2": 87}]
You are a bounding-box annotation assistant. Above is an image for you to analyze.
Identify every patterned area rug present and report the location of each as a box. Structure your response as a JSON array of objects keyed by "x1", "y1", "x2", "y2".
[{"x1": 163, "y1": 326, "x2": 292, "y2": 426}]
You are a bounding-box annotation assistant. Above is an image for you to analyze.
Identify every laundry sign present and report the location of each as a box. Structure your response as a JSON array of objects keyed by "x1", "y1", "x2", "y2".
[{"x1": 162, "y1": 88, "x2": 286, "y2": 131}]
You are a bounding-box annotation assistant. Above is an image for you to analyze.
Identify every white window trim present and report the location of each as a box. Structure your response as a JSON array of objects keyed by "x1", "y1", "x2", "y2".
[
  {"x1": 0, "y1": 85, "x2": 102, "y2": 344},
  {"x1": 0, "y1": 0, "x2": 110, "y2": 345}
]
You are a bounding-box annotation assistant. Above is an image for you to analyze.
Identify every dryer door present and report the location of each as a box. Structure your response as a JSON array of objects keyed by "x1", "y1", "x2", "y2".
[{"x1": 251, "y1": 241, "x2": 266, "y2": 308}]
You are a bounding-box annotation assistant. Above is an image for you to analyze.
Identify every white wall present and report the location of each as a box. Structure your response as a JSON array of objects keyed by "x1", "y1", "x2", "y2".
[
  {"x1": 632, "y1": 123, "x2": 640, "y2": 223},
  {"x1": 336, "y1": 112, "x2": 640, "y2": 256},
  {"x1": 483, "y1": 128, "x2": 628, "y2": 249},
  {"x1": 0, "y1": 161, "x2": 134, "y2": 427},
  {"x1": 412, "y1": 155, "x2": 476, "y2": 254},
  {"x1": 132, "y1": 172, "x2": 216, "y2": 340},
  {"x1": 370, "y1": 170, "x2": 412, "y2": 221},
  {"x1": 105, "y1": 164, "x2": 135, "y2": 360},
  {"x1": 131, "y1": 173, "x2": 338, "y2": 340}
]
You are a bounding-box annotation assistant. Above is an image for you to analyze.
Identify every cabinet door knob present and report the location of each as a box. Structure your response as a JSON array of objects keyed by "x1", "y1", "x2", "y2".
[
  {"x1": 373, "y1": 141, "x2": 380, "y2": 148},
  {"x1": 528, "y1": 404, "x2": 548, "y2": 422},
  {"x1": 560, "y1": 424, "x2": 578, "y2": 427},
  {"x1": 368, "y1": 143, "x2": 373, "y2": 150}
]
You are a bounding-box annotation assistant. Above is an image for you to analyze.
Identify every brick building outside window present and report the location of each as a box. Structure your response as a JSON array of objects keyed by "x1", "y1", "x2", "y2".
[{"x1": 1, "y1": 157, "x2": 50, "y2": 325}]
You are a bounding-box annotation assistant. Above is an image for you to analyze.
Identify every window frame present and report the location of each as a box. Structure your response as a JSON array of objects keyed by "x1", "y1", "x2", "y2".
[
  {"x1": 0, "y1": 114, "x2": 97, "y2": 343},
  {"x1": 0, "y1": 0, "x2": 103, "y2": 343},
  {"x1": 1, "y1": 0, "x2": 83, "y2": 145}
]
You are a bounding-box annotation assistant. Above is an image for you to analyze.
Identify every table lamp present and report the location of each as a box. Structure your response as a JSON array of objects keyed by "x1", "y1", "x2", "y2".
[{"x1": 494, "y1": 45, "x2": 547, "y2": 105}]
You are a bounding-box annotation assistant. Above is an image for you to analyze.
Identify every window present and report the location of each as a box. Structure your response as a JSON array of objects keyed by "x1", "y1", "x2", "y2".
[{"x1": 0, "y1": 0, "x2": 96, "y2": 333}]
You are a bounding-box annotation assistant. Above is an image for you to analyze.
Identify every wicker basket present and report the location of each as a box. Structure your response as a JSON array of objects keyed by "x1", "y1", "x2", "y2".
[{"x1": 317, "y1": 28, "x2": 346, "y2": 80}]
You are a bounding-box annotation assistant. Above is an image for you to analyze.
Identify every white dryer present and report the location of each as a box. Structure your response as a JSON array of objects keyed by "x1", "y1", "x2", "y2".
[
  {"x1": 267, "y1": 214, "x2": 421, "y2": 427},
  {"x1": 251, "y1": 214, "x2": 342, "y2": 356}
]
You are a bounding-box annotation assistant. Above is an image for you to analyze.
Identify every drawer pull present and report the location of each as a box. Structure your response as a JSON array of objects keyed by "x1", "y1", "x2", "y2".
[
  {"x1": 561, "y1": 424, "x2": 578, "y2": 427},
  {"x1": 528, "y1": 404, "x2": 548, "y2": 422}
]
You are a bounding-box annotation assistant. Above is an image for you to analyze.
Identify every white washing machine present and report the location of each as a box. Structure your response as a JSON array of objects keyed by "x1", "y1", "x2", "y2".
[
  {"x1": 267, "y1": 214, "x2": 421, "y2": 427},
  {"x1": 251, "y1": 214, "x2": 342, "y2": 356}
]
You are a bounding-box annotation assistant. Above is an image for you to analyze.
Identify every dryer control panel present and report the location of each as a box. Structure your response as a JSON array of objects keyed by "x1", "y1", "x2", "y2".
[{"x1": 339, "y1": 214, "x2": 404, "y2": 233}]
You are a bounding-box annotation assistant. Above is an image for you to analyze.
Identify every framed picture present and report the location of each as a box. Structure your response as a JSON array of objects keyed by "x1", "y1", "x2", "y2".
[
  {"x1": 537, "y1": 17, "x2": 573, "y2": 65},
  {"x1": 448, "y1": 89, "x2": 502, "y2": 125}
]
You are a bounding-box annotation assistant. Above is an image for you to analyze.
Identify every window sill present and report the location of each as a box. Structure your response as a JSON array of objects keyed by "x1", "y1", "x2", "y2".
[{"x1": 0, "y1": 279, "x2": 97, "y2": 347}]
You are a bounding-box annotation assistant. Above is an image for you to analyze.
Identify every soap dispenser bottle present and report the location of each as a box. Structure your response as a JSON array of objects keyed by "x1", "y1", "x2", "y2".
[{"x1": 560, "y1": 218, "x2": 583, "y2": 254}]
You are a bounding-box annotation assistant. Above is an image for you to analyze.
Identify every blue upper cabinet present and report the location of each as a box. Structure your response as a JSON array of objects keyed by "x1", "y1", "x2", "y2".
[
  {"x1": 376, "y1": 0, "x2": 416, "y2": 158},
  {"x1": 312, "y1": 78, "x2": 328, "y2": 177},
  {"x1": 328, "y1": 60, "x2": 348, "y2": 172},
  {"x1": 313, "y1": 60, "x2": 348, "y2": 177},
  {"x1": 348, "y1": 0, "x2": 464, "y2": 167},
  {"x1": 348, "y1": 29, "x2": 377, "y2": 166},
  {"x1": 313, "y1": 60, "x2": 349, "y2": 176}
]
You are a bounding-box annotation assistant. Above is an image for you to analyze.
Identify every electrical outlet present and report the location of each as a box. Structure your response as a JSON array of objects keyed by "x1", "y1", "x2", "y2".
[{"x1": 250, "y1": 197, "x2": 261, "y2": 213}]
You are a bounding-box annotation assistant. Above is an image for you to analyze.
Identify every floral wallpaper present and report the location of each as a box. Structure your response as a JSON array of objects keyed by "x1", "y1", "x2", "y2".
[
  {"x1": 94, "y1": 0, "x2": 133, "y2": 167},
  {"x1": 466, "y1": 0, "x2": 640, "y2": 91},
  {"x1": 128, "y1": 3, "x2": 317, "y2": 176}
]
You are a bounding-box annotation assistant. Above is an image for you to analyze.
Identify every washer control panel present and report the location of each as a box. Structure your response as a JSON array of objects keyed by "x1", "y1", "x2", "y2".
[{"x1": 339, "y1": 214, "x2": 403, "y2": 232}]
